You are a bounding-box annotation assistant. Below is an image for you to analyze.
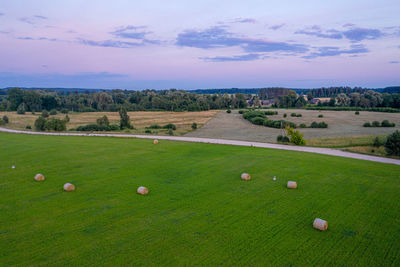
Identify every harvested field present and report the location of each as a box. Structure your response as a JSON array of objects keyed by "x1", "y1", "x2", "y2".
[
  {"x1": 186, "y1": 109, "x2": 400, "y2": 143},
  {"x1": 0, "y1": 110, "x2": 219, "y2": 135}
]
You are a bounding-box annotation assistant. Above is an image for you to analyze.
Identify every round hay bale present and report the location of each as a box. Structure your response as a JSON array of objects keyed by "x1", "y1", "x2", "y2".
[
  {"x1": 34, "y1": 173, "x2": 45, "y2": 181},
  {"x1": 313, "y1": 218, "x2": 328, "y2": 231},
  {"x1": 153, "y1": 139, "x2": 159, "y2": 144},
  {"x1": 287, "y1": 181, "x2": 297, "y2": 189},
  {"x1": 63, "y1": 183, "x2": 75, "y2": 191},
  {"x1": 137, "y1": 186, "x2": 149, "y2": 195},
  {"x1": 241, "y1": 173, "x2": 251, "y2": 181}
]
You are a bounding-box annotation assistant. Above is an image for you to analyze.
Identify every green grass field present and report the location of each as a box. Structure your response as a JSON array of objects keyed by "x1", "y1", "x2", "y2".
[{"x1": 1, "y1": 133, "x2": 400, "y2": 266}]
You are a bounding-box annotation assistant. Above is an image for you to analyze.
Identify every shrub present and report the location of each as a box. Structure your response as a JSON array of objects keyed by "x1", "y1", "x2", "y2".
[
  {"x1": 64, "y1": 115, "x2": 70, "y2": 122},
  {"x1": 296, "y1": 114, "x2": 302, "y2": 117},
  {"x1": 373, "y1": 136, "x2": 384, "y2": 147},
  {"x1": 264, "y1": 111, "x2": 278, "y2": 115},
  {"x1": 355, "y1": 111, "x2": 360, "y2": 115},
  {"x1": 290, "y1": 113, "x2": 297, "y2": 117},
  {"x1": 226, "y1": 109, "x2": 231, "y2": 113},
  {"x1": 42, "y1": 110, "x2": 49, "y2": 118},
  {"x1": 17, "y1": 103, "x2": 26, "y2": 114},
  {"x1": 318, "y1": 114, "x2": 324, "y2": 118},
  {"x1": 60, "y1": 108, "x2": 69, "y2": 114},
  {"x1": 299, "y1": 123, "x2": 307, "y2": 128},
  {"x1": 277, "y1": 135, "x2": 290, "y2": 143},
  {"x1": 318, "y1": 122, "x2": 328, "y2": 128},
  {"x1": 96, "y1": 115, "x2": 110, "y2": 126},
  {"x1": 49, "y1": 109, "x2": 57, "y2": 115},
  {"x1": 45, "y1": 118, "x2": 67, "y2": 131},
  {"x1": 191, "y1": 122, "x2": 197, "y2": 129},
  {"x1": 31, "y1": 111, "x2": 35, "y2": 115},
  {"x1": 2, "y1": 115, "x2": 9, "y2": 123},
  {"x1": 381, "y1": 120, "x2": 395, "y2": 127},
  {"x1": 26, "y1": 125, "x2": 32, "y2": 129},
  {"x1": 0, "y1": 119, "x2": 5, "y2": 126},
  {"x1": 109, "y1": 125, "x2": 119, "y2": 131},
  {"x1": 381, "y1": 120, "x2": 390, "y2": 127},
  {"x1": 263, "y1": 119, "x2": 296, "y2": 129},
  {"x1": 145, "y1": 129, "x2": 152, "y2": 134},
  {"x1": 163, "y1": 123, "x2": 177, "y2": 130},
  {"x1": 34, "y1": 116, "x2": 46, "y2": 131},
  {"x1": 167, "y1": 129, "x2": 174, "y2": 135},
  {"x1": 363, "y1": 122, "x2": 371, "y2": 127},
  {"x1": 310, "y1": 121, "x2": 328, "y2": 128},
  {"x1": 243, "y1": 110, "x2": 265, "y2": 120},
  {"x1": 238, "y1": 110, "x2": 246, "y2": 114},
  {"x1": 384, "y1": 130, "x2": 400, "y2": 156},
  {"x1": 286, "y1": 127, "x2": 306, "y2": 145},
  {"x1": 372, "y1": 121, "x2": 380, "y2": 127},
  {"x1": 148, "y1": 124, "x2": 162, "y2": 129},
  {"x1": 251, "y1": 116, "x2": 265, "y2": 125},
  {"x1": 283, "y1": 113, "x2": 287, "y2": 118}
]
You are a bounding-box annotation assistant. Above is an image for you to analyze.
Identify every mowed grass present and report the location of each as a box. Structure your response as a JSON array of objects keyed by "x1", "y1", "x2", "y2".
[
  {"x1": 306, "y1": 135, "x2": 383, "y2": 148},
  {"x1": 0, "y1": 110, "x2": 219, "y2": 135},
  {"x1": 1, "y1": 133, "x2": 400, "y2": 266}
]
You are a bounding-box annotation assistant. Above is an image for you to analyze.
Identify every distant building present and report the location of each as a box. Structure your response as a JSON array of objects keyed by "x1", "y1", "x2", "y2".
[
  {"x1": 261, "y1": 99, "x2": 275, "y2": 106},
  {"x1": 310, "y1": 98, "x2": 320, "y2": 104}
]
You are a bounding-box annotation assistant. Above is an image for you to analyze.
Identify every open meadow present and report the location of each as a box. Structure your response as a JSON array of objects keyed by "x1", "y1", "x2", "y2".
[
  {"x1": 1, "y1": 133, "x2": 400, "y2": 265},
  {"x1": 0, "y1": 110, "x2": 219, "y2": 135}
]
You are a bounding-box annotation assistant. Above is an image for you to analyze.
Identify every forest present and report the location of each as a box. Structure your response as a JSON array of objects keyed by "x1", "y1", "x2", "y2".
[{"x1": 0, "y1": 88, "x2": 248, "y2": 112}]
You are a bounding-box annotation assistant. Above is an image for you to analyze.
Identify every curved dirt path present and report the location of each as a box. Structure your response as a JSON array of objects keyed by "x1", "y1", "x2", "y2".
[{"x1": 1, "y1": 127, "x2": 400, "y2": 166}]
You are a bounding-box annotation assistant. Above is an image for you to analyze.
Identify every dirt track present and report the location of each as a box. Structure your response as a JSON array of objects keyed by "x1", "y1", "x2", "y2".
[{"x1": 1, "y1": 127, "x2": 399, "y2": 166}]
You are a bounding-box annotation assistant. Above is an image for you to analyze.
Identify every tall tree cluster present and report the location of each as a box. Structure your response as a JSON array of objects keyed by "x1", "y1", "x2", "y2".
[{"x1": 0, "y1": 88, "x2": 248, "y2": 112}]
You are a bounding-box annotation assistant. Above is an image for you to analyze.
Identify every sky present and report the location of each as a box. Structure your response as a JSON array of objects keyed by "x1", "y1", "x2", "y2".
[{"x1": 0, "y1": 0, "x2": 399, "y2": 89}]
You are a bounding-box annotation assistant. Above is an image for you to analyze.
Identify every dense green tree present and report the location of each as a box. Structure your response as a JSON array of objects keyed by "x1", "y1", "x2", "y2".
[
  {"x1": 17, "y1": 103, "x2": 26, "y2": 114},
  {"x1": 34, "y1": 116, "x2": 46, "y2": 131},
  {"x1": 119, "y1": 108, "x2": 132, "y2": 129},
  {"x1": 384, "y1": 130, "x2": 400, "y2": 156},
  {"x1": 7, "y1": 88, "x2": 24, "y2": 110},
  {"x1": 23, "y1": 90, "x2": 42, "y2": 111},
  {"x1": 336, "y1": 93, "x2": 350, "y2": 106}
]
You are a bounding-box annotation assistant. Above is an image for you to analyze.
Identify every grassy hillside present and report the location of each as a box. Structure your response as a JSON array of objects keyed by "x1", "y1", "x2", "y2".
[{"x1": 1, "y1": 133, "x2": 400, "y2": 266}]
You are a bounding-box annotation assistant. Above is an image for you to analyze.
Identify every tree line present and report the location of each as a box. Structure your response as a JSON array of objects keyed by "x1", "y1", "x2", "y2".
[
  {"x1": 0, "y1": 88, "x2": 248, "y2": 112},
  {"x1": 275, "y1": 90, "x2": 400, "y2": 109}
]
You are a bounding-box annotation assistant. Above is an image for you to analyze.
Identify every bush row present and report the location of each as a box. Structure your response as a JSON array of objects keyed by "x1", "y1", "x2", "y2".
[
  {"x1": 363, "y1": 120, "x2": 396, "y2": 127},
  {"x1": 239, "y1": 109, "x2": 278, "y2": 115},
  {"x1": 299, "y1": 121, "x2": 329, "y2": 128},
  {"x1": 146, "y1": 123, "x2": 177, "y2": 130},
  {"x1": 75, "y1": 124, "x2": 120, "y2": 131},
  {"x1": 306, "y1": 106, "x2": 400, "y2": 113},
  {"x1": 243, "y1": 111, "x2": 298, "y2": 128}
]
